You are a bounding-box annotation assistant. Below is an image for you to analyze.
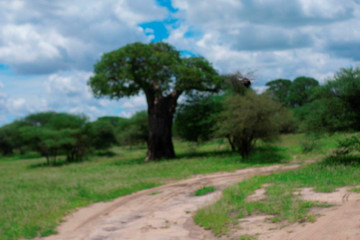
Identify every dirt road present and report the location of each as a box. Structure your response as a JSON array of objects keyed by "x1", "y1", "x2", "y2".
[
  {"x1": 235, "y1": 187, "x2": 360, "y2": 240},
  {"x1": 41, "y1": 164, "x2": 299, "y2": 240}
]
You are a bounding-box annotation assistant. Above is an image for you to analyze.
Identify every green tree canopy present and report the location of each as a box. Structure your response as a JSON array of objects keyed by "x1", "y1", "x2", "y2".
[
  {"x1": 24, "y1": 111, "x2": 87, "y2": 129},
  {"x1": 117, "y1": 111, "x2": 149, "y2": 146},
  {"x1": 0, "y1": 112, "x2": 101, "y2": 165},
  {"x1": 174, "y1": 94, "x2": 223, "y2": 142},
  {"x1": 265, "y1": 79, "x2": 292, "y2": 105},
  {"x1": 0, "y1": 121, "x2": 27, "y2": 155},
  {"x1": 287, "y1": 76, "x2": 319, "y2": 107},
  {"x1": 88, "y1": 42, "x2": 222, "y2": 160},
  {"x1": 301, "y1": 67, "x2": 360, "y2": 132},
  {"x1": 86, "y1": 120, "x2": 117, "y2": 150}
]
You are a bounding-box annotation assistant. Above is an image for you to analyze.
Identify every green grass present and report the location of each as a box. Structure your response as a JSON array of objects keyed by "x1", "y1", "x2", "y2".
[
  {"x1": 194, "y1": 153, "x2": 360, "y2": 236},
  {"x1": 194, "y1": 186, "x2": 216, "y2": 196},
  {"x1": 238, "y1": 235, "x2": 258, "y2": 240},
  {"x1": 0, "y1": 133, "x2": 354, "y2": 239},
  {"x1": 0, "y1": 139, "x2": 291, "y2": 240}
]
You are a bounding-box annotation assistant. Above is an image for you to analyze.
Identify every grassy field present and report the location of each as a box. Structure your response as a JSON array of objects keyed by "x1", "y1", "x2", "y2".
[
  {"x1": 194, "y1": 134, "x2": 360, "y2": 237},
  {"x1": 0, "y1": 137, "x2": 293, "y2": 240},
  {"x1": 0, "y1": 133, "x2": 350, "y2": 239}
]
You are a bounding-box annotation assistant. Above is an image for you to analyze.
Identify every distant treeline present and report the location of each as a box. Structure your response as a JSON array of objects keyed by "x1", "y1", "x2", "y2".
[
  {"x1": 265, "y1": 67, "x2": 360, "y2": 132},
  {"x1": 0, "y1": 111, "x2": 148, "y2": 164},
  {"x1": 0, "y1": 67, "x2": 359, "y2": 162}
]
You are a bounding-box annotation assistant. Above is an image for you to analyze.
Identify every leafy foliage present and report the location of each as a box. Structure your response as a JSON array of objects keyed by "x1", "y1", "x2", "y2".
[
  {"x1": 332, "y1": 135, "x2": 360, "y2": 157},
  {"x1": 300, "y1": 67, "x2": 360, "y2": 132},
  {"x1": 222, "y1": 72, "x2": 252, "y2": 95},
  {"x1": 86, "y1": 120, "x2": 117, "y2": 150},
  {"x1": 0, "y1": 121, "x2": 27, "y2": 155},
  {"x1": 88, "y1": 42, "x2": 222, "y2": 160},
  {"x1": 89, "y1": 42, "x2": 221, "y2": 98},
  {"x1": 20, "y1": 112, "x2": 90, "y2": 164},
  {"x1": 276, "y1": 107, "x2": 298, "y2": 133},
  {"x1": 174, "y1": 94, "x2": 223, "y2": 142},
  {"x1": 287, "y1": 76, "x2": 319, "y2": 108},
  {"x1": 0, "y1": 112, "x2": 117, "y2": 165},
  {"x1": 265, "y1": 78, "x2": 292, "y2": 105},
  {"x1": 117, "y1": 111, "x2": 149, "y2": 146},
  {"x1": 194, "y1": 186, "x2": 216, "y2": 196},
  {"x1": 217, "y1": 91, "x2": 281, "y2": 157}
]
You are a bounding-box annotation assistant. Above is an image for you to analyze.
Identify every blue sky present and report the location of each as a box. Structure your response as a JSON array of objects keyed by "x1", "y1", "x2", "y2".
[{"x1": 0, "y1": 0, "x2": 360, "y2": 126}]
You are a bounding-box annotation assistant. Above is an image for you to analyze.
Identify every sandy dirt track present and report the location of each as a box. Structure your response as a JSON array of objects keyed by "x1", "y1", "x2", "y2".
[{"x1": 41, "y1": 164, "x2": 299, "y2": 240}]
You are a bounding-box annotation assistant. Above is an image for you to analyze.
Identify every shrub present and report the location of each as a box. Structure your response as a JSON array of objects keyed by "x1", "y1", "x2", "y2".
[
  {"x1": 217, "y1": 91, "x2": 281, "y2": 158},
  {"x1": 333, "y1": 136, "x2": 360, "y2": 157}
]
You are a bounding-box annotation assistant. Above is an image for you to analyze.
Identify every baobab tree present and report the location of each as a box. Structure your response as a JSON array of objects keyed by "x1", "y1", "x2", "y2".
[{"x1": 88, "y1": 42, "x2": 222, "y2": 160}]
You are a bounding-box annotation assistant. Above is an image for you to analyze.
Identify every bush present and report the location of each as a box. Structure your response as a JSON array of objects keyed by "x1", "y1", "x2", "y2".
[
  {"x1": 86, "y1": 120, "x2": 117, "y2": 150},
  {"x1": 300, "y1": 140, "x2": 318, "y2": 153},
  {"x1": 217, "y1": 91, "x2": 281, "y2": 158},
  {"x1": 276, "y1": 107, "x2": 298, "y2": 133},
  {"x1": 332, "y1": 136, "x2": 360, "y2": 157}
]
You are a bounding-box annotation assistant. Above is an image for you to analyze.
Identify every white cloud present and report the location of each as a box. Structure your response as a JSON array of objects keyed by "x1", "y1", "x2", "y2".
[
  {"x1": 121, "y1": 95, "x2": 147, "y2": 110},
  {"x1": 167, "y1": 0, "x2": 360, "y2": 85},
  {"x1": 0, "y1": 0, "x2": 168, "y2": 74},
  {"x1": 43, "y1": 71, "x2": 147, "y2": 121},
  {"x1": 0, "y1": 81, "x2": 7, "y2": 113},
  {"x1": 114, "y1": 0, "x2": 167, "y2": 25},
  {"x1": 1, "y1": 0, "x2": 360, "y2": 126},
  {"x1": 43, "y1": 71, "x2": 110, "y2": 119},
  {"x1": 254, "y1": 86, "x2": 268, "y2": 94}
]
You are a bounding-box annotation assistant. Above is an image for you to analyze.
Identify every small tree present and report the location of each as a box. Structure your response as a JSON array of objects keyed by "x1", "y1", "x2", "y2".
[
  {"x1": 217, "y1": 91, "x2": 281, "y2": 157},
  {"x1": 325, "y1": 67, "x2": 360, "y2": 130},
  {"x1": 0, "y1": 122, "x2": 24, "y2": 155},
  {"x1": 287, "y1": 76, "x2": 319, "y2": 108},
  {"x1": 89, "y1": 42, "x2": 221, "y2": 160},
  {"x1": 19, "y1": 112, "x2": 91, "y2": 164},
  {"x1": 86, "y1": 120, "x2": 117, "y2": 150},
  {"x1": 265, "y1": 79, "x2": 292, "y2": 106}
]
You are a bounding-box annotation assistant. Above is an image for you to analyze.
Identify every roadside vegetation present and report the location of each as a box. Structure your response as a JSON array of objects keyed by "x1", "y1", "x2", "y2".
[{"x1": 194, "y1": 134, "x2": 360, "y2": 236}]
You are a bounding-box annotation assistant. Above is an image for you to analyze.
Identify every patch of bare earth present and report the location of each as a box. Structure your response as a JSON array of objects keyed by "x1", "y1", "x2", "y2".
[
  {"x1": 233, "y1": 187, "x2": 360, "y2": 240},
  {"x1": 38, "y1": 164, "x2": 298, "y2": 240}
]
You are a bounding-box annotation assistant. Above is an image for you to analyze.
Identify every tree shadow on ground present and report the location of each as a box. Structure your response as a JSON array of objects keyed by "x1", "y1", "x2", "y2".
[
  {"x1": 321, "y1": 154, "x2": 360, "y2": 166},
  {"x1": 113, "y1": 145, "x2": 288, "y2": 166},
  {"x1": 113, "y1": 156, "x2": 146, "y2": 166},
  {"x1": 94, "y1": 150, "x2": 117, "y2": 157},
  {"x1": 112, "y1": 150, "x2": 234, "y2": 166},
  {"x1": 176, "y1": 149, "x2": 234, "y2": 159},
  {"x1": 240, "y1": 145, "x2": 290, "y2": 164},
  {"x1": 27, "y1": 157, "x2": 90, "y2": 169}
]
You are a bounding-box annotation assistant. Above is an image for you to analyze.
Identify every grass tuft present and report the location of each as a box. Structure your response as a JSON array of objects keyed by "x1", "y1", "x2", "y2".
[
  {"x1": 195, "y1": 160, "x2": 360, "y2": 235},
  {"x1": 194, "y1": 186, "x2": 216, "y2": 196}
]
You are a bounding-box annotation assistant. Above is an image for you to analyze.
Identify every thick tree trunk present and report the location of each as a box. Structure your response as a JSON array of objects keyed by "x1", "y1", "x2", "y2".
[
  {"x1": 145, "y1": 91, "x2": 180, "y2": 161},
  {"x1": 146, "y1": 111, "x2": 175, "y2": 160}
]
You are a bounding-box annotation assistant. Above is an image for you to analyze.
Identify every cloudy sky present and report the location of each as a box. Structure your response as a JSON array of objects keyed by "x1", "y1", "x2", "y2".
[{"x1": 0, "y1": 0, "x2": 359, "y2": 125}]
